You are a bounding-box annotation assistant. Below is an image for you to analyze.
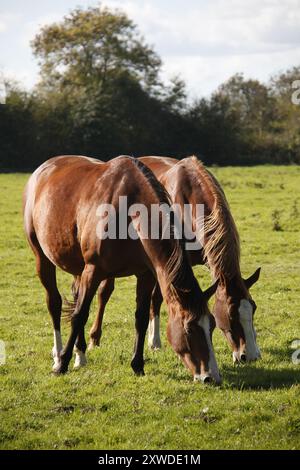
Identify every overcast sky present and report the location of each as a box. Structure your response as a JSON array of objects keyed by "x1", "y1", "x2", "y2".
[{"x1": 0, "y1": 0, "x2": 300, "y2": 98}]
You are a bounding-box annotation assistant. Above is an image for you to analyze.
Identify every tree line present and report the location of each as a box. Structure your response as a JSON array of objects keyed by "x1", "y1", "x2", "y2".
[{"x1": 0, "y1": 5, "x2": 300, "y2": 171}]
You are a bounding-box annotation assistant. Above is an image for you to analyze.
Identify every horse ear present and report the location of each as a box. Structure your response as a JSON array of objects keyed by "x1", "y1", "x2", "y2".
[
  {"x1": 244, "y1": 267, "x2": 261, "y2": 289},
  {"x1": 203, "y1": 280, "x2": 219, "y2": 301}
]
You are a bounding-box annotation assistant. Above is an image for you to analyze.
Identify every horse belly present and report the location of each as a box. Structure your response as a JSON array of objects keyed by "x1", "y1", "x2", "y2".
[
  {"x1": 33, "y1": 208, "x2": 84, "y2": 275},
  {"x1": 96, "y1": 238, "x2": 152, "y2": 278}
]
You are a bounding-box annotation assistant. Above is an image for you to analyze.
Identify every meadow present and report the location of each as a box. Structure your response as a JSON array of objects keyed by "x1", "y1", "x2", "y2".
[{"x1": 0, "y1": 165, "x2": 300, "y2": 450}]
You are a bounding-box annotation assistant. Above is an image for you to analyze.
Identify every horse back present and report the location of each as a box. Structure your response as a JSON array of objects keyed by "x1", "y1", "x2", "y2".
[{"x1": 23, "y1": 155, "x2": 152, "y2": 276}]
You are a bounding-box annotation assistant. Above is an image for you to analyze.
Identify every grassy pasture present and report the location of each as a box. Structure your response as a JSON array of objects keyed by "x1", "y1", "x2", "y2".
[{"x1": 0, "y1": 165, "x2": 300, "y2": 450}]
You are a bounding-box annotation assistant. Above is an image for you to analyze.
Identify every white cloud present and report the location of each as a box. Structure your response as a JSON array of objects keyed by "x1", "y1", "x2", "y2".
[
  {"x1": 1, "y1": 0, "x2": 300, "y2": 95},
  {"x1": 101, "y1": 0, "x2": 300, "y2": 96},
  {"x1": 163, "y1": 46, "x2": 300, "y2": 98},
  {"x1": 0, "y1": 11, "x2": 62, "y2": 90},
  {"x1": 102, "y1": 0, "x2": 300, "y2": 56},
  {"x1": 0, "y1": 12, "x2": 20, "y2": 33}
]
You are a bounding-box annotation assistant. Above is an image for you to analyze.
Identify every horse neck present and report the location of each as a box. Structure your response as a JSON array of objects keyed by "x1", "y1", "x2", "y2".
[
  {"x1": 187, "y1": 162, "x2": 241, "y2": 282},
  {"x1": 130, "y1": 157, "x2": 202, "y2": 320},
  {"x1": 154, "y1": 240, "x2": 202, "y2": 322}
]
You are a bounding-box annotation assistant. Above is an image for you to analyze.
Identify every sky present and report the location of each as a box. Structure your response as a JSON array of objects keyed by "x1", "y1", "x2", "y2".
[{"x1": 0, "y1": 0, "x2": 300, "y2": 98}]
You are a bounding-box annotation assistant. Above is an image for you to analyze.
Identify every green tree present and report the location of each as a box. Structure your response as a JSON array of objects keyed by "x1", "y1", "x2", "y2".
[
  {"x1": 217, "y1": 73, "x2": 274, "y2": 140},
  {"x1": 269, "y1": 66, "x2": 300, "y2": 162},
  {"x1": 188, "y1": 93, "x2": 244, "y2": 164},
  {"x1": 0, "y1": 80, "x2": 37, "y2": 169},
  {"x1": 30, "y1": 4, "x2": 188, "y2": 160},
  {"x1": 31, "y1": 5, "x2": 162, "y2": 97}
]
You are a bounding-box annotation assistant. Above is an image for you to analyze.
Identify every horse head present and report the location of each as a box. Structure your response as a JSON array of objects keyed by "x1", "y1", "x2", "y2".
[{"x1": 213, "y1": 268, "x2": 261, "y2": 363}]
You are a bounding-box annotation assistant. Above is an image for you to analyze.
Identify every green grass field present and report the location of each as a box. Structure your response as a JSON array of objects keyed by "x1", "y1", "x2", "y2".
[{"x1": 0, "y1": 165, "x2": 300, "y2": 450}]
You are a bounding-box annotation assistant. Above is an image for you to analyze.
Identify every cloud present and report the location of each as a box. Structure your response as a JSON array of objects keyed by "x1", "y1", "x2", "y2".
[
  {"x1": 0, "y1": 13, "x2": 20, "y2": 33},
  {"x1": 1, "y1": 0, "x2": 300, "y2": 95},
  {"x1": 101, "y1": 0, "x2": 300, "y2": 96},
  {"x1": 103, "y1": 0, "x2": 300, "y2": 56},
  {"x1": 0, "y1": 21, "x2": 6, "y2": 33},
  {"x1": 162, "y1": 46, "x2": 300, "y2": 98}
]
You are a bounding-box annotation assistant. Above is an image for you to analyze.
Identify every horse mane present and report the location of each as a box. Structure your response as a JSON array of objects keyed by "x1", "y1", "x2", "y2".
[
  {"x1": 189, "y1": 156, "x2": 241, "y2": 280},
  {"x1": 132, "y1": 158, "x2": 204, "y2": 322},
  {"x1": 132, "y1": 158, "x2": 190, "y2": 287}
]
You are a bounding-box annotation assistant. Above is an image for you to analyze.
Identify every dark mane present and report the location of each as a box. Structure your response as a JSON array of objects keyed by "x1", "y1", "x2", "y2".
[
  {"x1": 132, "y1": 157, "x2": 204, "y2": 323},
  {"x1": 133, "y1": 157, "x2": 172, "y2": 207}
]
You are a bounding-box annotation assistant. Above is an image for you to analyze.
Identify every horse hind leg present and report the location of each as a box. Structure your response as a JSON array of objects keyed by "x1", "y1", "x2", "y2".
[
  {"x1": 88, "y1": 278, "x2": 115, "y2": 350},
  {"x1": 31, "y1": 238, "x2": 63, "y2": 370}
]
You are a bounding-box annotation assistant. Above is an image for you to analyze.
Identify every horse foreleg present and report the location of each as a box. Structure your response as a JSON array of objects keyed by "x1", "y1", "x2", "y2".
[
  {"x1": 148, "y1": 282, "x2": 163, "y2": 350},
  {"x1": 88, "y1": 278, "x2": 115, "y2": 350},
  {"x1": 71, "y1": 275, "x2": 88, "y2": 369},
  {"x1": 131, "y1": 272, "x2": 155, "y2": 376}
]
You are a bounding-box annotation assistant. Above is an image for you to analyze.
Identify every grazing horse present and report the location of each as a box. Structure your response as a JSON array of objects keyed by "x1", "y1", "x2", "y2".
[
  {"x1": 89, "y1": 156, "x2": 261, "y2": 364},
  {"x1": 23, "y1": 155, "x2": 221, "y2": 383}
]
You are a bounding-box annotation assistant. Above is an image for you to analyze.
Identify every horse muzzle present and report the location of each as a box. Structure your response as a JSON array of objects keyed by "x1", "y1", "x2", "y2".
[{"x1": 194, "y1": 372, "x2": 222, "y2": 385}]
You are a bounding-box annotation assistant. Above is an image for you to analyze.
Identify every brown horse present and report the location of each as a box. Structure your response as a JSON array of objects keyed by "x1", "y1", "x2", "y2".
[
  {"x1": 23, "y1": 155, "x2": 221, "y2": 383},
  {"x1": 89, "y1": 156, "x2": 261, "y2": 363}
]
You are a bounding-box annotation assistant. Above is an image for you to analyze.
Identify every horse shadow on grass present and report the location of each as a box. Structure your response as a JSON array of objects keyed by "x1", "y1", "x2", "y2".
[
  {"x1": 221, "y1": 361, "x2": 300, "y2": 391},
  {"x1": 218, "y1": 345, "x2": 300, "y2": 390},
  {"x1": 164, "y1": 365, "x2": 300, "y2": 390},
  {"x1": 163, "y1": 347, "x2": 300, "y2": 390}
]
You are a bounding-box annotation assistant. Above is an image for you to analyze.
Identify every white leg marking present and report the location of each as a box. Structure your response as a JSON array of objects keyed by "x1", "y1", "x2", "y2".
[
  {"x1": 232, "y1": 351, "x2": 240, "y2": 364},
  {"x1": 198, "y1": 315, "x2": 221, "y2": 384},
  {"x1": 194, "y1": 373, "x2": 212, "y2": 384},
  {"x1": 148, "y1": 317, "x2": 161, "y2": 349},
  {"x1": 194, "y1": 374, "x2": 202, "y2": 381},
  {"x1": 88, "y1": 340, "x2": 97, "y2": 351},
  {"x1": 239, "y1": 299, "x2": 261, "y2": 361},
  {"x1": 74, "y1": 347, "x2": 87, "y2": 369},
  {"x1": 52, "y1": 330, "x2": 63, "y2": 370}
]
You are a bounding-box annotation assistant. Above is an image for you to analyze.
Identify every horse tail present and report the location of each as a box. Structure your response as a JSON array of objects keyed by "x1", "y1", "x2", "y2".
[{"x1": 62, "y1": 277, "x2": 80, "y2": 322}]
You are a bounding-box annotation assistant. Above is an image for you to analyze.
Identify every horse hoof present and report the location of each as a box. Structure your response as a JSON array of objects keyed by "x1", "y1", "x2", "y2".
[
  {"x1": 74, "y1": 350, "x2": 87, "y2": 369},
  {"x1": 88, "y1": 340, "x2": 99, "y2": 351},
  {"x1": 52, "y1": 361, "x2": 69, "y2": 375},
  {"x1": 52, "y1": 367, "x2": 68, "y2": 375},
  {"x1": 131, "y1": 358, "x2": 145, "y2": 376},
  {"x1": 52, "y1": 357, "x2": 61, "y2": 371},
  {"x1": 134, "y1": 369, "x2": 145, "y2": 376},
  {"x1": 148, "y1": 343, "x2": 162, "y2": 351}
]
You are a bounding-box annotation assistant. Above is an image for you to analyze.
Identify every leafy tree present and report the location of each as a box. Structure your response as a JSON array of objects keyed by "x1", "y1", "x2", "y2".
[
  {"x1": 188, "y1": 93, "x2": 244, "y2": 164},
  {"x1": 1, "y1": 4, "x2": 300, "y2": 169},
  {"x1": 217, "y1": 73, "x2": 274, "y2": 139},
  {"x1": 29, "y1": 4, "x2": 188, "y2": 160},
  {"x1": 31, "y1": 5, "x2": 162, "y2": 97},
  {"x1": 162, "y1": 76, "x2": 187, "y2": 113},
  {"x1": 268, "y1": 67, "x2": 300, "y2": 162},
  {"x1": 0, "y1": 80, "x2": 37, "y2": 169}
]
